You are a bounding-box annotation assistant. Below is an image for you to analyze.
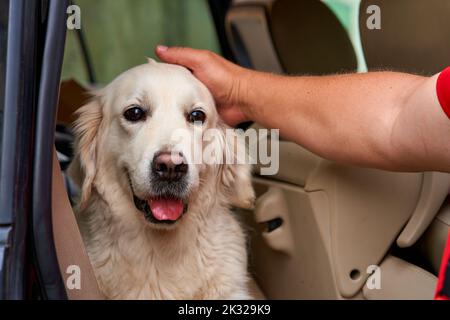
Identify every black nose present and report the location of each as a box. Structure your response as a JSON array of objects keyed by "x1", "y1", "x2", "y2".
[{"x1": 152, "y1": 152, "x2": 188, "y2": 181}]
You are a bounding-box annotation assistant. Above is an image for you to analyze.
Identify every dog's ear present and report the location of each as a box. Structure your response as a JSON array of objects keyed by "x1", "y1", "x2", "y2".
[
  {"x1": 219, "y1": 124, "x2": 255, "y2": 210},
  {"x1": 146, "y1": 57, "x2": 157, "y2": 65},
  {"x1": 72, "y1": 97, "x2": 103, "y2": 208}
]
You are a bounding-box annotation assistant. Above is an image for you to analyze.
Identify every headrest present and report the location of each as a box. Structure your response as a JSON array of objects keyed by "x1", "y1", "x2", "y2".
[
  {"x1": 269, "y1": 0, "x2": 357, "y2": 74},
  {"x1": 359, "y1": 0, "x2": 450, "y2": 75}
]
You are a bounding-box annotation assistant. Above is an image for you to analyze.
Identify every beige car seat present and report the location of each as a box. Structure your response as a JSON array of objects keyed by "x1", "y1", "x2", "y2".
[
  {"x1": 226, "y1": 0, "x2": 450, "y2": 299},
  {"x1": 359, "y1": 0, "x2": 450, "y2": 275},
  {"x1": 227, "y1": 0, "x2": 357, "y2": 74},
  {"x1": 359, "y1": 0, "x2": 450, "y2": 75},
  {"x1": 52, "y1": 150, "x2": 104, "y2": 299}
]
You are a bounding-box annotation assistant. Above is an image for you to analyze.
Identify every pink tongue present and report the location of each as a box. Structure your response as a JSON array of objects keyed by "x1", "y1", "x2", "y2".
[{"x1": 148, "y1": 198, "x2": 184, "y2": 221}]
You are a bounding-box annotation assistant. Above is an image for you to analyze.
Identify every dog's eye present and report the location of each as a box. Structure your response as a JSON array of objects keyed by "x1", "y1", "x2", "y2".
[
  {"x1": 124, "y1": 106, "x2": 146, "y2": 122},
  {"x1": 188, "y1": 110, "x2": 206, "y2": 124}
]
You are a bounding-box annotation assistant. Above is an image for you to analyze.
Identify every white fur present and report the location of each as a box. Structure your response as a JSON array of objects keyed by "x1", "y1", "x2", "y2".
[{"x1": 69, "y1": 61, "x2": 255, "y2": 300}]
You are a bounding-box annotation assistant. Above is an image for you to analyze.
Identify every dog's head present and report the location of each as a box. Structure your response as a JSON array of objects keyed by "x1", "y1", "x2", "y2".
[{"x1": 72, "y1": 60, "x2": 254, "y2": 229}]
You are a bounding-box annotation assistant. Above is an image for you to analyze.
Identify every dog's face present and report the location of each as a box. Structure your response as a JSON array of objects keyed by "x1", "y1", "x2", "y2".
[{"x1": 73, "y1": 60, "x2": 254, "y2": 229}]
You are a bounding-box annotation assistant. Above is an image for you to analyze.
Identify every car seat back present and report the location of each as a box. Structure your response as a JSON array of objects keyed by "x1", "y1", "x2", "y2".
[
  {"x1": 359, "y1": 0, "x2": 450, "y2": 75},
  {"x1": 52, "y1": 149, "x2": 104, "y2": 299},
  {"x1": 228, "y1": 0, "x2": 448, "y2": 299},
  {"x1": 226, "y1": 0, "x2": 357, "y2": 74}
]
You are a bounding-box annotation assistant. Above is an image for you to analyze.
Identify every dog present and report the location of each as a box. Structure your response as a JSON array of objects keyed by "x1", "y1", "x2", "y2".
[{"x1": 68, "y1": 59, "x2": 255, "y2": 299}]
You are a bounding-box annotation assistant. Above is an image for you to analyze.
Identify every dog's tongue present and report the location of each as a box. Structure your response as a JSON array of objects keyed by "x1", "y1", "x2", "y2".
[{"x1": 148, "y1": 198, "x2": 184, "y2": 221}]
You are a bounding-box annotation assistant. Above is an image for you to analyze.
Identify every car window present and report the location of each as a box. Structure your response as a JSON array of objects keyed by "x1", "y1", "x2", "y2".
[
  {"x1": 62, "y1": 0, "x2": 220, "y2": 86},
  {"x1": 0, "y1": 0, "x2": 9, "y2": 158}
]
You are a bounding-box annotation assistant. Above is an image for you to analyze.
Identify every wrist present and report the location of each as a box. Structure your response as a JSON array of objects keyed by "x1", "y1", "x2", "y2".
[{"x1": 236, "y1": 69, "x2": 259, "y2": 121}]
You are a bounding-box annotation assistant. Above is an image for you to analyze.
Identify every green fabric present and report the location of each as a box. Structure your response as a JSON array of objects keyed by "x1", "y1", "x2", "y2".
[{"x1": 62, "y1": 0, "x2": 220, "y2": 86}]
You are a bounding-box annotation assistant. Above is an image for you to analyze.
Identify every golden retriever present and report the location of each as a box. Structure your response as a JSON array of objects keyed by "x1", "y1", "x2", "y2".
[{"x1": 69, "y1": 60, "x2": 255, "y2": 299}]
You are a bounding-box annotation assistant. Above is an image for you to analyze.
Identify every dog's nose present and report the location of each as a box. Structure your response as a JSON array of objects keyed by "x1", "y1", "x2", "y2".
[{"x1": 152, "y1": 152, "x2": 188, "y2": 181}]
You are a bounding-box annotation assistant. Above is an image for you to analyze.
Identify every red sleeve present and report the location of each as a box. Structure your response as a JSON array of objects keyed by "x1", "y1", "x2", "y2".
[
  {"x1": 436, "y1": 67, "x2": 450, "y2": 119},
  {"x1": 435, "y1": 230, "x2": 450, "y2": 300},
  {"x1": 434, "y1": 69, "x2": 450, "y2": 299}
]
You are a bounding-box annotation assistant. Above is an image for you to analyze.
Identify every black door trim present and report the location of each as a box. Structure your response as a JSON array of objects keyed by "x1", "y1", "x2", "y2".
[
  {"x1": 0, "y1": 0, "x2": 39, "y2": 299},
  {"x1": 31, "y1": 0, "x2": 69, "y2": 300},
  {"x1": 208, "y1": 0, "x2": 235, "y2": 61}
]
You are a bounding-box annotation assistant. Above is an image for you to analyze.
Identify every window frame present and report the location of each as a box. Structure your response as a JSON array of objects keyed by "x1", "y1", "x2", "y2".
[
  {"x1": 0, "y1": 0, "x2": 39, "y2": 300},
  {"x1": 0, "y1": 0, "x2": 68, "y2": 300}
]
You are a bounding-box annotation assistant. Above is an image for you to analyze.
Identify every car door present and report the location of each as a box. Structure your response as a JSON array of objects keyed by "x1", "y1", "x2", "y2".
[{"x1": 0, "y1": 0, "x2": 68, "y2": 300}]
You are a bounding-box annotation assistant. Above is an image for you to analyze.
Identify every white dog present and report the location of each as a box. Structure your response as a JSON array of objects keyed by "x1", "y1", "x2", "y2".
[{"x1": 69, "y1": 60, "x2": 255, "y2": 300}]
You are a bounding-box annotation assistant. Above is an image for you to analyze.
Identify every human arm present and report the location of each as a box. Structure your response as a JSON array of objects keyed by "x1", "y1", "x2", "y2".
[{"x1": 156, "y1": 46, "x2": 450, "y2": 172}]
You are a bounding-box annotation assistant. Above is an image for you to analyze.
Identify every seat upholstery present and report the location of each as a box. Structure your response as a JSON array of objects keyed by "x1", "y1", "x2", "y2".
[
  {"x1": 359, "y1": 0, "x2": 450, "y2": 75},
  {"x1": 52, "y1": 149, "x2": 104, "y2": 299},
  {"x1": 227, "y1": 0, "x2": 357, "y2": 75},
  {"x1": 227, "y1": 0, "x2": 449, "y2": 300},
  {"x1": 416, "y1": 203, "x2": 450, "y2": 275},
  {"x1": 270, "y1": 0, "x2": 357, "y2": 74},
  {"x1": 363, "y1": 255, "x2": 436, "y2": 300},
  {"x1": 359, "y1": 0, "x2": 450, "y2": 271}
]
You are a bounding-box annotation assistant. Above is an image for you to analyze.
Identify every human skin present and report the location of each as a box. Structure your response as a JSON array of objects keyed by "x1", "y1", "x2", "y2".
[{"x1": 156, "y1": 46, "x2": 450, "y2": 172}]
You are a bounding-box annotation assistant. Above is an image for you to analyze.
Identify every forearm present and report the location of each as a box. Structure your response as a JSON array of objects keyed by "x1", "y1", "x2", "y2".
[
  {"x1": 155, "y1": 46, "x2": 450, "y2": 171},
  {"x1": 242, "y1": 71, "x2": 450, "y2": 171}
]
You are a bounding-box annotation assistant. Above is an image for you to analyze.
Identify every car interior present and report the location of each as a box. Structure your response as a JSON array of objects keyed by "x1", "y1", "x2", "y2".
[{"x1": 51, "y1": 0, "x2": 450, "y2": 300}]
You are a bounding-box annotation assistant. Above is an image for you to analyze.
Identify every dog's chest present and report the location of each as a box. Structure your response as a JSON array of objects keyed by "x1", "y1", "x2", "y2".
[
  {"x1": 79, "y1": 201, "x2": 248, "y2": 300},
  {"x1": 85, "y1": 225, "x2": 224, "y2": 300},
  {"x1": 98, "y1": 250, "x2": 209, "y2": 300},
  {"x1": 88, "y1": 235, "x2": 211, "y2": 299}
]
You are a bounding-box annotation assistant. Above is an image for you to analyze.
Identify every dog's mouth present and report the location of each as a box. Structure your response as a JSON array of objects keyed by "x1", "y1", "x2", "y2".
[
  {"x1": 126, "y1": 169, "x2": 189, "y2": 225},
  {"x1": 133, "y1": 195, "x2": 188, "y2": 224}
]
